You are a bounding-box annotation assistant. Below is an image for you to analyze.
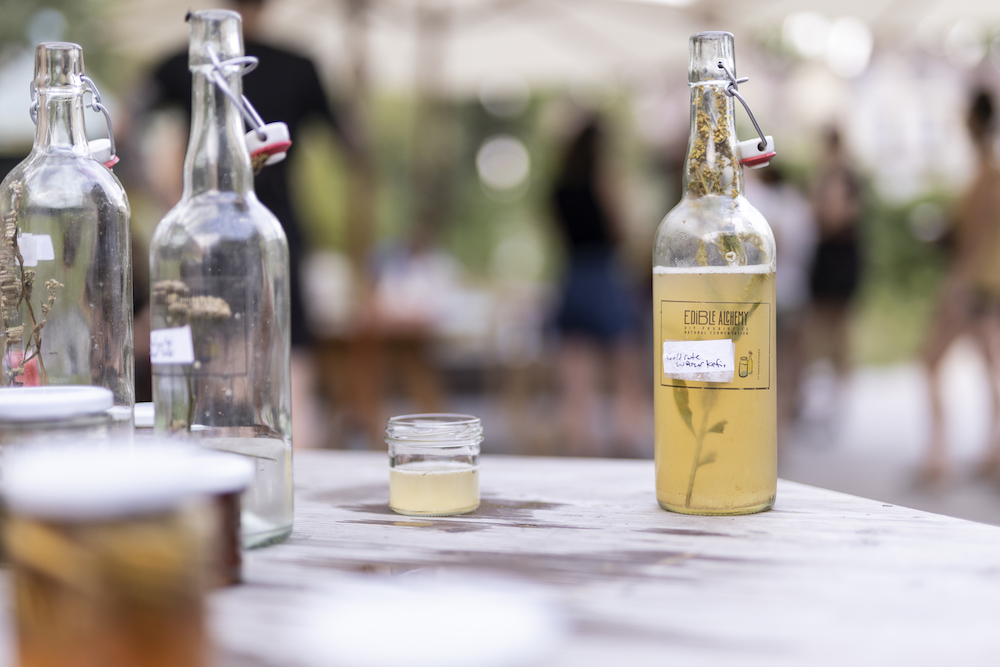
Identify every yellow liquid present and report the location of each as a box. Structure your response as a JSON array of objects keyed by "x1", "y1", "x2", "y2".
[
  {"x1": 653, "y1": 266, "x2": 776, "y2": 515},
  {"x1": 389, "y1": 462, "x2": 480, "y2": 516}
]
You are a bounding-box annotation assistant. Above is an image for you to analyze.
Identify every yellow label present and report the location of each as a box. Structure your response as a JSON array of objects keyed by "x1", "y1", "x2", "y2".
[
  {"x1": 658, "y1": 292, "x2": 771, "y2": 390},
  {"x1": 653, "y1": 266, "x2": 776, "y2": 515}
]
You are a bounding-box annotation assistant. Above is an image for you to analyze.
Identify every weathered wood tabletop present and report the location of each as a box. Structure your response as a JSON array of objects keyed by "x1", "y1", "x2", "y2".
[{"x1": 199, "y1": 450, "x2": 1000, "y2": 666}]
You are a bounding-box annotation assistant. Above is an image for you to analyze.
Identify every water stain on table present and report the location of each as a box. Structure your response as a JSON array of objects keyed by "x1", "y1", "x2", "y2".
[
  {"x1": 277, "y1": 547, "x2": 757, "y2": 585},
  {"x1": 336, "y1": 498, "x2": 576, "y2": 532},
  {"x1": 640, "y1": 527, "x2": 734, "y2": 538}
]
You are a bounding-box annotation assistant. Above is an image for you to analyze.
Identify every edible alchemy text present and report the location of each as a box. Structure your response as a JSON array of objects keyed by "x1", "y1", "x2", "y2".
[{"x1": 684, "y1": 309, "x2": 750, "y2": 327}]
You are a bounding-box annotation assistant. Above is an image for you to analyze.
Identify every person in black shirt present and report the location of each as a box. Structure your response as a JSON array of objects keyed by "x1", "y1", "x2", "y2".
[{"x1": 550, "y1": 116, "x2": 648, "y2": 457}]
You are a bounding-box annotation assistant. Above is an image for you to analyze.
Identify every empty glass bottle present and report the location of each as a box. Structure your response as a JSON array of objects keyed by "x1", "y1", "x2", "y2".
[
  {"x1": 652, "y1": 32, "x2": 776, "y2": 515},
  {"x1": 0, "y1": 42, "x2": 133, "y2": 424},
  {"x1": 149, "y1": 10, "x2": 292, "y2": 548}
]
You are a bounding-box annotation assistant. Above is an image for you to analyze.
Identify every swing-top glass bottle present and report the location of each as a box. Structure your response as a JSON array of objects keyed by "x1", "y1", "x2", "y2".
[
  {"x1": 652, "y1": 32, "x2": 776, "y2": 515},
  {"x1": 149, "y1": 10, "x2": 292, "y2": 548},
  {"x1": 0, "y1": 42, "x2": 133, "y2": 424}
]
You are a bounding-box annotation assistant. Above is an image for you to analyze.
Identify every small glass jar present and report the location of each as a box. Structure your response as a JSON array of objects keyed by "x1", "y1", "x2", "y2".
[
  {"x1": 2, "y1": 446, "x2": 209, "y2": 667},
  {"x1": 387, "y1": 414, "x2": 482, "y2": 516},
  {"x1": 0, "y1": 386, "x2": 113, "y2": 446}
]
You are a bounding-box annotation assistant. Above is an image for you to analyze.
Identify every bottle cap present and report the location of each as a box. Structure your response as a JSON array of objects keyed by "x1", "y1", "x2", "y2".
[
  {"x1": 0, "y1": 386, "x2": 113, "y2": 422},
  {"x1": 247, "y1": 122, "x2": 292, "y2": 169},
  {"x1": 738, "y1": 136, "x2": 776, "y2": 169},
  {"x1": 88, "y1": 138, "x2": 119, "y2": 168}
]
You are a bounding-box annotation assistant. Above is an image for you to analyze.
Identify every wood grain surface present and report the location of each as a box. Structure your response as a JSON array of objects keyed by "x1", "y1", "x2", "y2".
[{"x1": 203, "y1": 450, "x2": 1000, "y2": 666}]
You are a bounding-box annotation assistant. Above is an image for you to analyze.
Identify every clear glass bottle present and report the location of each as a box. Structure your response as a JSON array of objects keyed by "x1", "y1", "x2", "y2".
[
  {"x1": 149, "y1": 10, "x2": 292, "y2": 548},
  {"x1": 652, "y1": 32, "x2": 776, "y2": 515},
  {"x1": 0, "y1": 42, "x2": 133, "y2": 425},
  {"x1": 387, "y1": 414, "x2": 481, "y2": 516}
]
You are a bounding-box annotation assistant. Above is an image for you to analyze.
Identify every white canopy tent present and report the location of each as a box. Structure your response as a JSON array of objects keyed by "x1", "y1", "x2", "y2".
[{"x1": 102, "y1": 0, "x2": 1000, "y2": 96}]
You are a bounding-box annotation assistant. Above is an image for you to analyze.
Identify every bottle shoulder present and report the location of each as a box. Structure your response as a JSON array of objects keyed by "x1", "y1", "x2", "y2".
[
  {"x1": 0, "y1": 151, "x2": 129, "y2": 215},
  {"x1": 653, "y1": 194, "x2": 775, "y2": 270},
  {"x1": 152, "y1": 191, "x2": 287, "y2": 248}
]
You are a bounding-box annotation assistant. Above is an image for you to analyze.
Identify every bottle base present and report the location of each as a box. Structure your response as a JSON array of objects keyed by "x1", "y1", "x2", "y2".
[
  {"x1": 657, "y1": 498, "x2": 774, "y2": 516},
  {"x1": 243, "y1": 524, "x2": 292, "y2": 549}
]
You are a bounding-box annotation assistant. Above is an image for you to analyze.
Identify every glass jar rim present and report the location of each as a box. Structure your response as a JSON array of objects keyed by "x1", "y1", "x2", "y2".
[{"x1": 385, "y1": 413, "x2": 483, "y2": 447}]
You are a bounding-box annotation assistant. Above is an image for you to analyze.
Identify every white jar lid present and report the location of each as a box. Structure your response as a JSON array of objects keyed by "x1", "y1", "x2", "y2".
[
  {"x1": 180, "y1": 447, "x2": 254, "y2": 495},
  {"x1": 0, "y1": 386, "x2": 114, "y2": 422},
  {"x1": 133, "y1": 402, "x2": 155, "y2": 428},
  {"x1": 2, "y1": 444, "x2": 253, "y2": 520},
  {"x1": 3, "y1": 446, "x2": 197, "y2": 520}
]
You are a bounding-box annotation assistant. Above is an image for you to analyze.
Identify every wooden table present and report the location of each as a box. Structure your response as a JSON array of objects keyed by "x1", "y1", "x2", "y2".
[{"x1": 203, "y1": 451, "x2": 1000, "y2": 666}]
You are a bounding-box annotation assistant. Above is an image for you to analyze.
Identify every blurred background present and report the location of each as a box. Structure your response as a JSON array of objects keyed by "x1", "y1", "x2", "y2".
[{"x1": 5, "y1": 0, "x2": 1000, "y2": 523}]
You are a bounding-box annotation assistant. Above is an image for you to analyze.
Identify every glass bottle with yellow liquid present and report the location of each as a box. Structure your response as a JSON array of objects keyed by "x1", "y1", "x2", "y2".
[{"x1": 653, "y1": 32, "x2": 776, "y2": 515}]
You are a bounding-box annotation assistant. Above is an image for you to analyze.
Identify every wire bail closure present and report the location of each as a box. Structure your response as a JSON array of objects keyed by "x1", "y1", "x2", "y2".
[
  {"x1": 204, "y1": 44, "x2": 292, "y2": 172},
  {"x1": 28, "y1": 76, "x2": 119, "y2": 169},
  {"x1": 716, "y1": 60, "x2": 776, "y2": 169},
  {"x1": 82, "y1": 76, "x2": 118, "y2": 168}
]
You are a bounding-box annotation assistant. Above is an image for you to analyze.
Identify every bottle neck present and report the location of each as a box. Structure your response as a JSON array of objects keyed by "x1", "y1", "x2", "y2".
[
  {"x1": 34, "y1": 89, "x2": 90, "y2": 153},
  {"x1": 183, "y1": 68, "x2": 253, "y2": 198},
  {"x1": 682, "y1": 82, "x2": 744, "y2": 199}
]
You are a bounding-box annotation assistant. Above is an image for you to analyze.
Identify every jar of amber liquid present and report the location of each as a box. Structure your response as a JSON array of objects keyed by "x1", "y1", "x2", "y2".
[
  {"x1": 2, "y1": 446, "x2": 208, "y2": 667},
  {"x1": 387, "y1": 414, "x2": 481, "y2": 516}
]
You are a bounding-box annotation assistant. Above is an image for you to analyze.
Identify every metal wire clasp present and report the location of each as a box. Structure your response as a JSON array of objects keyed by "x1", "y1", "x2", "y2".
[
  {"x1": 204, "y1": 44, "x2": 267, "y2": 139},
  {"x1": 82, "y1": 76, "x2": 117, "y2": 166},
  {"x1": 28, "y1": 76, "x2": 119, "y2": 168},
  {"x1": 717, "y1": 60, "x2": 767, "y2": 152},
  {"x1": 204, "y1": 44, "x2": 292, "y2": 171}
]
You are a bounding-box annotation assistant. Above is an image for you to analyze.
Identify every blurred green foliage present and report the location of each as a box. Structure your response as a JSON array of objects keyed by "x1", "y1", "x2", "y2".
[{"x1": 0, "y1": 1, "x2": 126, "y2": 90}]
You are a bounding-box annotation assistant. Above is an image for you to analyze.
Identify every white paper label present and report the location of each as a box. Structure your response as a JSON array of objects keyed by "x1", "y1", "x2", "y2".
[
  {"x1": 662, "y1": 339, "x2": 735, "y2": 383},
  {"x1": 17, "y1": 234, "x2": 55, "y2": 267},
  {"x1": 150, "y1": 325, "x2": 195, "y2": 365}
]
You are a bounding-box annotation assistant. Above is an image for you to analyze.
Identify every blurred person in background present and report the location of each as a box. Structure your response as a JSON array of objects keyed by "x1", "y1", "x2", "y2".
[
  {"x1": 805, "y1": 128, "x2": 864, "y2": 423},
  {"x1": 138, "y1": 0, "x2": 350, "y2": 447},
  {"x1": 550, "y1": 116, "x2": 648, "y2": 458},
  {"x1": 745, "y1": 165, "x2": 816, "y2": 444},
  {"x1": 922, "y1": 88, "x2": 1000, "y2": 485}
]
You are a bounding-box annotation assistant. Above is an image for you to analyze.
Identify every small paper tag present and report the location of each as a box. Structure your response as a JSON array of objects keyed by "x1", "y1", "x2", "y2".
[
  {"x1": 18, "y1": 234, "x2": 35, "y2": 267},
  {"x1": 17, "y1": 234, "x2": 55, "y2": 267},
  {"x1": 663, "y1": 339, "x2": 735, "y2": 383},
  {"x1": 150, "y1": 325, "x2": 195, "y2": 365},
  {"x1": 34, "y1": 234, "x2": 54, "y2": 262}
]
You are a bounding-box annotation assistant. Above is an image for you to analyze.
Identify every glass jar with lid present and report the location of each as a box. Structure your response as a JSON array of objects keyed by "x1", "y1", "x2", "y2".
[
  {"x1": 0, "y1": 385, "x2": 113, "y2": 446},
  {"x1": 2, "y1": 445, "x2": 209, "y2": 667}
]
